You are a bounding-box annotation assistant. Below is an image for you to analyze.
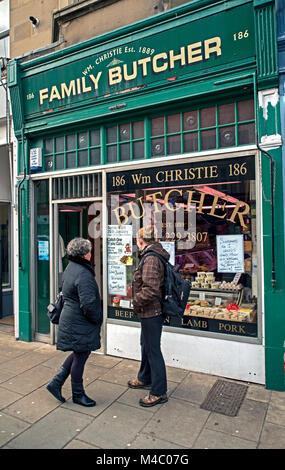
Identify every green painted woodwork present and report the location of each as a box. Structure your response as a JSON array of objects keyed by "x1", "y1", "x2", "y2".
[
  {"x1": 21, "y1": 2, "x2": 254, "y2": 118},
  {"x1": 254, "y1": 0, "x2": 278, "y2": 88},
  {"x1": 7, "y1": 0, "x2": 285, "y2": 390}
]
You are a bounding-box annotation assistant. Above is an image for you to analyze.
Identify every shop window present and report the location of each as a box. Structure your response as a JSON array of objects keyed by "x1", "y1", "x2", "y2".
[
  {"x1": 218, "y1": 103, "x2": 235, "y2": 125},
  {"x1": 167, "y1": 135, "x2": 181, "y2": 155},
  {"x1": 167, "y1": 113, "x2": 181, "y2": 134},
  {"x1": 120, "y1": 143, "x2": 131, "y2": 161},
  {"x1": 151, "y1": 117, "x2": 164, "y2": 136},
  {"x1": 106, "y1": 156, "x2": 258, "y2": 339},
  {"x1": 133, "y1": 121, "x2": 144, "y2": 139},
  {"x1": 238, "y1": 123, "x2": 255, "y2": 145},
  {"x1": 90, "y1": 148, "x2": 101, "y2": 165},
  {"x1": 183, "y1": 111, "x2": 198, "y2": 131},
  {"x1": 41, "y1": 99, "x2": 255, "y2": 172},
  {"x1": 66, "y1": 152, "x2": 76, "y2": 169},
  {"x1": 238, "y1": 99, "x2": 254, "y2": 121},
  {"x1": 78, "y1": 150, "x2": 88, "y2": 167},
  {"x1": 201, "y1": 129, "x2": 216, "y2": 150},
  {"x1": 55, "y1": 154, "x2": 65, "y2": 170},
  {"x1": 0, "y1": 203, "x2": 11, "y2": 289},
  {"x1": 67, "y1": 134, "x2": 76, "y2": 150},
  {"x1": 200, "y1": 107, "x2": 216, "y2": 128},
  {"x1": 151, "y1": 138, "x2": 165, "y2": 157},
  {"x1": 78, "y1": 132, "x2": 88, "y2": 148},
  {"x1": 184, "y1": 132, "x2": 198, "y2": 152},
  {"x1": 55, "y1": 136, "x2": 64, "y2": 153},
  {"x1": 119, "y1": 124, "x2": 130, "y2": 141},
  {"x1": 219, "y1": 126, "x2": 236, "y2": 148},
  {"x1": 133, "y1": 141, "x2": 145, "y2": 160},
  {"x1": 107, "y1": 145, "x2": 117, "y2": 162}
]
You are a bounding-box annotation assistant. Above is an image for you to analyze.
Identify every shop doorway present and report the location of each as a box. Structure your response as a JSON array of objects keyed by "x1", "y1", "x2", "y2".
[{"x1": 51, "y1": 200, "x2": 103, "y2": 348}]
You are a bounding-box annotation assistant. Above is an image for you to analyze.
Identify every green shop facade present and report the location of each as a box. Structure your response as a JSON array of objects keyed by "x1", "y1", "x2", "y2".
[{"x1": 8, "y1": 0, "x2": 285, "y2": 390}]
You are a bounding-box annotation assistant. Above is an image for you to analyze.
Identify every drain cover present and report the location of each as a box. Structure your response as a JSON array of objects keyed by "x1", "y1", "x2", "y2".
[{"x1": 200, "y1": 380, "x2": 248, "y2": 416}]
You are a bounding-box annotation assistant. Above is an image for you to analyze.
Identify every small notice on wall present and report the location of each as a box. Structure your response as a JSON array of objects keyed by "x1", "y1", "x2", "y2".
[{"x1": 216, "y1": 235, "x2": 244, "y2": 273}]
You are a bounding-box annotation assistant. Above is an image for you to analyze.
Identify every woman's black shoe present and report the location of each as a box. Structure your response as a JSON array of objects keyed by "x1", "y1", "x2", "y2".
[{"x1": 71, "y1": 380, "x2": 96, "y2": 407}]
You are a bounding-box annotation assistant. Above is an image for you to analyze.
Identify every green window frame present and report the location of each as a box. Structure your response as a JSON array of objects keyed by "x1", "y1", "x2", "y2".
[{"x1": 39, "y1": 98, "x2": 255, "y2": 173}]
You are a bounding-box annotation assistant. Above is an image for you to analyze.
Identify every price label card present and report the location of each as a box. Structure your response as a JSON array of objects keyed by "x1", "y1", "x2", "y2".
[
  {"x1": 199, "y1": 292, "x2": 205, "y2": 301},
  {"x1": 215, "y1": 297, "x2": 222, "y2": 306}
]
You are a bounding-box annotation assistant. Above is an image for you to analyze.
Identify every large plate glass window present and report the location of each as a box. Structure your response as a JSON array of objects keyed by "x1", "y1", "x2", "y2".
[{"x1": 106, "y1": 156, "x2": 258, "y2": 338}]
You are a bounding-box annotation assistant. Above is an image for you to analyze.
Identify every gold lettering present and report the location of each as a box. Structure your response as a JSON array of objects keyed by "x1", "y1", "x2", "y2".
[
  {"x1": 147, "y1": 191, "x2": 163, "y2": 212},
  {"x1": 81, "y1": 77, "x2": 92, "y2": 92},
  {"x1": 165, "y1": 189, "x2": 182, "y2": 211},
  {"x1": 89, "y1": 72, "x2": 102, "y2": 89},
  {"x1": 208, "y1": 195, "x2": 227, "y2": 219},
  {"x1": 39, "y1": 88, "x2": 49, "y2": 105},
  {"x1": 210, "y1": 166, "x2": 218, "y2": 178},
  {"x1": 204, "y1": 37, "x2": 222, "y2": 59},
  {"x1": 123, "y1": 62, "x2": 138, "y2": 81},
  {"x1": 109, "y1": 66, "x2": 122, "y2": 85},
  {"x1": 186, "y1": 190, "x2": 205, "y2": 214},
  {"x1": 138, "y1": 57, "x2": 151, "y2": 76},
  {"x1": 49, "y1": 85, "x2": 61, "y2": 102},
  {"x1": 127, "y1": 198, "x2": 145, "y2": 220},
  {"x1": 152, "y1": 52, "x2": 168, "y2": 73},
  {"x1": 112, "y1": 206, "x2": 128, "y2": 226},
  {"x1": 169, "y1": 47, "x2": 186, "y2": 69},
  {"x1": 187, "y1": 42, "x2": 203, "y2": 63},
  {"x1": 155, "y1": 171, "x2": 164, "y2": 183},
  {"x1": 227, "y1": 200, "x2": 250, "y2": 228},
  {"x1": 61, "y1": 80, "x2": 76, "y2": 99}
]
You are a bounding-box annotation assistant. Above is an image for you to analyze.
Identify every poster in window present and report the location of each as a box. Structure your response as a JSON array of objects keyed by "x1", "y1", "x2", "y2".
[{"x1": 216, "y1": 235, "x2": 244, "y2": 273}]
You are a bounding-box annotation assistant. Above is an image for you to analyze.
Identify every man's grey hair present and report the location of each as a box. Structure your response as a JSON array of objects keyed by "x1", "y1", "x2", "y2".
[{"x1": 66, "y1": 238, "x2": 91, "y2": 257}]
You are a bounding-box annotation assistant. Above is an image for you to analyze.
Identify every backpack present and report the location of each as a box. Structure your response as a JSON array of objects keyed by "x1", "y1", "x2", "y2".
[
  {"x1": 47, "y1": 292, "x2": 64, "y2": 324},
  {"x1": 140, "y1": 252, "x2": 191, "y2": 318}
]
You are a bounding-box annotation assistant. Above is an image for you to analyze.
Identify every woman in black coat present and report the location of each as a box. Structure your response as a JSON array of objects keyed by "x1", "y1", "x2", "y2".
[{"x1": 46, "y1": 237, "x2": 102, "y2": 407}]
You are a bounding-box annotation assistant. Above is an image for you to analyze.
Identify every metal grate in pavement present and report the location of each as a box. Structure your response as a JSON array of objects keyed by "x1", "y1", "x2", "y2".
[{"x1": 200, "y1": 379, "x2": 248, "y2": 416}]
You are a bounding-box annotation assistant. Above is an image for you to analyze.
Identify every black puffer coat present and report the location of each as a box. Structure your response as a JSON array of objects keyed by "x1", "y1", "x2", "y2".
[{"x1": 57, "y1": 256, "x2": 102, "y2": 352}]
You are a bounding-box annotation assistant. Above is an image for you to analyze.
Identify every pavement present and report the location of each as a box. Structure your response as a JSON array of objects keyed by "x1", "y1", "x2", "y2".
[{"x1": 0, "y1": 327, "x2": 285, "y2": 452}]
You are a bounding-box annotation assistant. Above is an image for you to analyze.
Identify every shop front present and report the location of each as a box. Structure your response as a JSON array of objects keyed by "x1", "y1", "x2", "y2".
[{"x1": 8, "y1": 0, "x2": 285, "y2": 389}]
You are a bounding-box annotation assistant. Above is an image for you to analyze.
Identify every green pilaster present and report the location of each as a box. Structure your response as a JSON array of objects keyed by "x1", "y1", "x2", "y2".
[
  {"x1": 254, "y1": 0, "x2": 285, "y2": 390},
  {"x1": 258, "y1": 100, "x2": 285, "y2": 391},
  {"x1": 17, "y1": 136, "x2": 32, "y2": 342}
]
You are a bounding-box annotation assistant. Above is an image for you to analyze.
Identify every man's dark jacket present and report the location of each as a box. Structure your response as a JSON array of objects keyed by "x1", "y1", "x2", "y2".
[{"x1": 57, "y1": 256, "x2": 102, "y2": 352}]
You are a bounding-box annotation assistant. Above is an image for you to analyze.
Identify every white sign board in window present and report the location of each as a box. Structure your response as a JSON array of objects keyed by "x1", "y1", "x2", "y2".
[
  {"x1": 216, "y1": 235, "x2": 244, "y2": 273},
  {"x1": 30, "y1": 148, "x2": 42, "y2": 170}
]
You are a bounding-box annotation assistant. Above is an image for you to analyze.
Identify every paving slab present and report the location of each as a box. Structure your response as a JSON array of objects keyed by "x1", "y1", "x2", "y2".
[
  {"x1": 142, "y1": 397, "x2": 210, "y2": 448},
  {"x1": 98, "y1": 359, "x2": 141, "y2": 386},
  {"x1": 171, "y1": 372, "x2": 217, "y2": 405},
  {"x1": 127, "y1": 432, "x2": 186, "y2": 449},
  {"x1": 0, "y1": 411, "x2": 30, "y2": 447},
  {"x1": 62, "y1": 379, "x2": 127, "y2": 417},
  {"x1": 0, "y1": 349, "x2": 59, "y2": 375},
  {"x1": 0, "y1": 387, "x2": 22, "y2": 410},
  {"x1": 6, "y1": 407, "x2": 93, "y2": 449},
  {"x1": 3, "y1": 385, "x2": 61, "y2": 423},
  {"x1": 77, "y1": 401, "x2": 152, "y2": 449},
  {"x1": 64, "y1": 439, "x2": 100, "y2": 449},
  {"x1": 206, "y1": 398, "x2": 267, "y2": 442},
  {"x1": 258, "y1": 422, "x2": 285, "y2": 449},
  {"x1": 192, "y1": 428, "x2": 257, "y2": 449},
  {"x1": 117, "y1": 381, "x2": 178, "y2": 412},
  {"x1": 265, "y1": 391, "x2": 285, "y2": 427},
  {"x1": 0, "y1": 365, "x2": 54, "y2": 395},
  {"x1": 87, "y1": 353, "x2": 122, "y2": 369}
]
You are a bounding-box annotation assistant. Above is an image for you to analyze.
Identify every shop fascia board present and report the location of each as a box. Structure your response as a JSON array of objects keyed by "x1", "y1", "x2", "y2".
[
  {"x1": 19, "y1": 0, "x2": 249, "y2": 74},
  {"x1": 22, "y1": 67, "x2": 256, "y2": 137}
]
